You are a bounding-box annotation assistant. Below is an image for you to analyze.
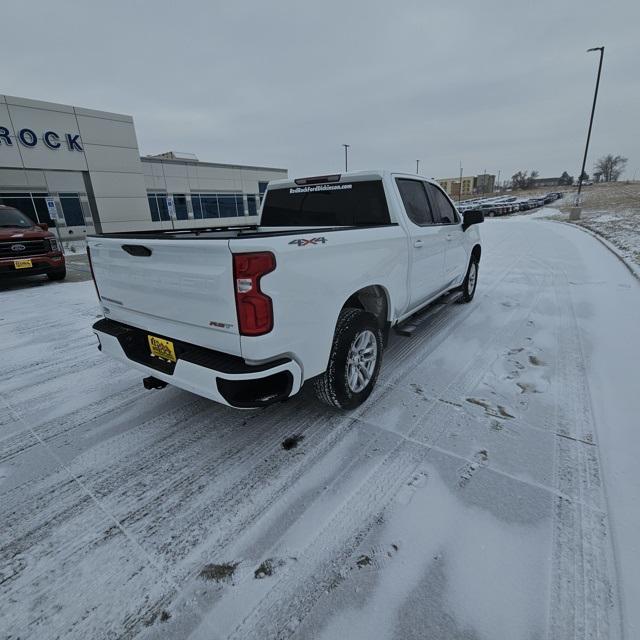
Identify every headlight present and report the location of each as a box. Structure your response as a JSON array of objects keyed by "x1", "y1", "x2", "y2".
[{"x1": 47, "y1": 237, "x2": 60, "y2": 252}]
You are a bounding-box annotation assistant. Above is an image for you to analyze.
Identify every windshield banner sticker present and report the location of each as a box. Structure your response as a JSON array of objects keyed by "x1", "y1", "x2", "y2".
[{"x1": 289, "y1": 184, "x2": 353, "y2": 194}]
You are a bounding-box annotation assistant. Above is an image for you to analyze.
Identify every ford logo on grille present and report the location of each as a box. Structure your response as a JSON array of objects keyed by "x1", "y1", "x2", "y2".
[{"x1": 11, "y1": 244, "x2": 26, "y2": 252}]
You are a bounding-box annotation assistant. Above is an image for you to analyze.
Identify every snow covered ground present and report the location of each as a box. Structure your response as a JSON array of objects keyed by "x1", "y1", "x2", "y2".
[
  {"x1": 557, "y1": 183, "x2": 640, "y2": 269},
  {"x1": 2, "y1": 218, "x2": 639, "y2": 640}
]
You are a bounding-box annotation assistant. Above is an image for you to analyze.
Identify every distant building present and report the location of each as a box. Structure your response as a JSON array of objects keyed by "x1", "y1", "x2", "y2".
[
  {"x1": 531, "y1": 177, "x2": 562, "y2": 187},
  {"x1": 437, "y1": 173, "x2": 496, "y2": 198},
  {"x1": 437, "y1": 176, "x2": 475, "y2": 199},
  {"x1": 0, "y1": 95, "x2": 287, "y2": 236},
  {"x1": 474, "y1": 173, "x2": 496, "y2": 194}
]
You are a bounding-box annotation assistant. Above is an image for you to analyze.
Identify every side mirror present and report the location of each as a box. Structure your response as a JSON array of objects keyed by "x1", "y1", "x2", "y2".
[
  {"x1": 36, "y1": 222, "x2": 49, "y2": 231},
  {"x1": 462, "y1": 210, "x2": 484, "y2": 231}
]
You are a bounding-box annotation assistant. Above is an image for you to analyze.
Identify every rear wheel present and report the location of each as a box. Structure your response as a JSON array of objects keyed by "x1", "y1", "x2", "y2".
[{"x1": 313, "y1": 308, "x2": 383, "y2": 409}]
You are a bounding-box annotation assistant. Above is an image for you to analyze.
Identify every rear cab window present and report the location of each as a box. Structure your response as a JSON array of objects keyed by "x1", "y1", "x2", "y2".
[{"x1": 260, "y1": 180, "x2": 391, "y2": 227}]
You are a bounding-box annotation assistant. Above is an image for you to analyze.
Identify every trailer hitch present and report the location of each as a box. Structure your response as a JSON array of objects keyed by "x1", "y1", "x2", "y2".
[{"x1": 143, "y1": 376, "x2": 168, "y2": 390}]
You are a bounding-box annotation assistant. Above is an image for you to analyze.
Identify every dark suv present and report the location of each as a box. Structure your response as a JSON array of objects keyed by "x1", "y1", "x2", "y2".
[{"x1": 0, "y1": 206, "x2": 66, "y2": 281}]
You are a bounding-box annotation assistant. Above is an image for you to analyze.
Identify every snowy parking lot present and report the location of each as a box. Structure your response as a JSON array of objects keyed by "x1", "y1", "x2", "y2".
[{"x1": 2, "y1": 216, "x2": 639, "y2": 640}]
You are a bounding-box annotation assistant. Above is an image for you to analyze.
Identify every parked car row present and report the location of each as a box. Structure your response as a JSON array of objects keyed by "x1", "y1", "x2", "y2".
[{"x1": 457, "y1": 192, "x2": 564, "y2": 217}]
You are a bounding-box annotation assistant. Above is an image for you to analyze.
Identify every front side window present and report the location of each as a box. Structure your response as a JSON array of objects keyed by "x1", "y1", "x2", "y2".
[
  {"x1": 396, "y1": 179, "x2": 434, "y2": 226},
  {"x1": 261, "y1": 180, "x2": 390, "y2": 227},
  {"x1": 425, "y1": 183, "x2": 459, "y2": 224}
]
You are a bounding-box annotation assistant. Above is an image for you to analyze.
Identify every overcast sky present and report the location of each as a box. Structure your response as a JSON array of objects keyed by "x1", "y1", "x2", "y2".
[{"x1": 4, "y1": 0, "x2": 639, "y2": 181}]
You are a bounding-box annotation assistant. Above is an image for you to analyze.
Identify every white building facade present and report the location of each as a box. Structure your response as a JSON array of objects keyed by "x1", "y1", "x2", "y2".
[{"x1": 0, "y1": 95, "x2": 287, "y2": 237}]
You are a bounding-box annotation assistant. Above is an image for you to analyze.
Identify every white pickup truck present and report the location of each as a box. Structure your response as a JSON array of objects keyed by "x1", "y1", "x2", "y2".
[{"x1": 88, "y1": 171, "x2": 483, "y2": 410}]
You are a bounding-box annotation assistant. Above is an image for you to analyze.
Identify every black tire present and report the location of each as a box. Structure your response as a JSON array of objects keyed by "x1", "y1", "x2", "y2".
[
  {"x1": 47, "y1": 268, "x2": 66, "y2": 281},
  {"x1": 313, "y1": 307, "x2": 383, "y2": 410},
  {"x1": 458, "y1": 257, "x2": 479, "y2": 303}
]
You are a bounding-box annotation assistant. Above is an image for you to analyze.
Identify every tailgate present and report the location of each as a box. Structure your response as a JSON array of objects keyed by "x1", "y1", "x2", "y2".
[{"x1": 88, "y1": 236, "x2": 240, "y2": 354}]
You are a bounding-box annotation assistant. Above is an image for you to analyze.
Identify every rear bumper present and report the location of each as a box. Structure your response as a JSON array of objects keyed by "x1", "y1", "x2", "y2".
[
  {"x1": 93, "y1": 318, "x2": 302, "y2": 409},
  {"x1": 0, "y1": 254, "x2": 65, "y2": 277}
]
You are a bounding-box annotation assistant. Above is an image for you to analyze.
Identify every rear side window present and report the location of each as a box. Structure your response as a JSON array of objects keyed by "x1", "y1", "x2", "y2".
[
  {"x1": 425, "y1": 183, "x2": 459, "y2": 224},
  {"x1": 396, "y1": 179, "x2": 435, "y2": 226},
  {"x1": 260, "y1": 180, "x2": 390, "y2": 227}
]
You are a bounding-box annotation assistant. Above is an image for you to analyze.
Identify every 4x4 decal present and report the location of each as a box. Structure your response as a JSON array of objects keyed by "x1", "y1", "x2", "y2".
[{"x1": 288, "y1": 237, "x2": 327, "y2": 246}]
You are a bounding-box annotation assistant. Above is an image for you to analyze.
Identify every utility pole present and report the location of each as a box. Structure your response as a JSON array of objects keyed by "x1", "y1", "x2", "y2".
[
  {"x1": 575, "y1": 46, "x2": 604, "y2": 210},
  {"x1": 416, "y1": 160, "x2": 420, "y2": 174},
  {"x1": 483, "y1": 168, "x2": 487, "y2": 196},
  {"x1": 497, "y1": 170, "x2": 501, "y2": 192},
  {"x1": 342, "y1": 144, "x2": 350, "y2": 172},
  {"x1": 459, "y1": 161, "x2": 463, "y2": 202}
]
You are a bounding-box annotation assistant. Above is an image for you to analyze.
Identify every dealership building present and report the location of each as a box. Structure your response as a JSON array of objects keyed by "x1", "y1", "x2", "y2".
[{"x1": 0, "y1": 95, "x2": 287, "y2": 237}]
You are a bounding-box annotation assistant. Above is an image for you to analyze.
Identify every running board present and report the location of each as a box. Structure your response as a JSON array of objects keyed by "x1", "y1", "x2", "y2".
[{"x1": 394, "y1": 290, "x2": 462, "y2": 338}]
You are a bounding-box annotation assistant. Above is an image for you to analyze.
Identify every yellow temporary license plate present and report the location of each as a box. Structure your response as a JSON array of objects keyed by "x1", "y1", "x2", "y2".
[
  {"x1": 14, "y1": 259, "x2": 33, "y2": 269},
  {"x1": 148, "y1": 335, "x2": 177, "y2": 362}
]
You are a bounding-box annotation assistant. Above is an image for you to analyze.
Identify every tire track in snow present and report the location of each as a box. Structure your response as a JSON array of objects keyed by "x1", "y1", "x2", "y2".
[
  {"x1": 201, "y1": 265, "x2": 551, "y2": 639},
  {"x1": 548, "y1": 268, "x2": 622, "y2": 640}
]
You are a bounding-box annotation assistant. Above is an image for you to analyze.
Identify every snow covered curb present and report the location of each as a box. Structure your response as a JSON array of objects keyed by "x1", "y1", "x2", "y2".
[{"x1": 549, "y1": 220, "x2": 640, "y2": 282}]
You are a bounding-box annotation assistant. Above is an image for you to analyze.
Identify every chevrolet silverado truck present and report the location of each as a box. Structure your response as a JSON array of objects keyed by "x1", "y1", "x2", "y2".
[
  {"x1": 88, "y1": 171, "x2": 483, "y2": 410},
  {"x1": 0, "y1": 206, "x2": 66, "y2": 281}
]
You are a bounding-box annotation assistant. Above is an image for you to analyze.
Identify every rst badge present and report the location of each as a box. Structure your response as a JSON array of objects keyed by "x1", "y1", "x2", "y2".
[{"x1": 288, "y1": 237, "x2": 327, "y2": 247}]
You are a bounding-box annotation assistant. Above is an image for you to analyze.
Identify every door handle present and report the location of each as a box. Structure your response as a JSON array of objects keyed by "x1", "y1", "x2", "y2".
[
  {"x1": 445, "y1": 234, "x2": 453, "y2": 241},
  {"x1": 414, "y1": 239, "x2": 424, "y2": 248}
]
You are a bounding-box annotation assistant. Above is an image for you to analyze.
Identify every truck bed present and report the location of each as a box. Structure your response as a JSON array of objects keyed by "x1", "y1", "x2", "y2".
[{"x1": 88, "y1": 223, "x2": 397, "y2": 241}]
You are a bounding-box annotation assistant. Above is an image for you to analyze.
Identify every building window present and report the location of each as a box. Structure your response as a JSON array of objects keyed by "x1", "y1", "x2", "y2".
[
  {"x1": 247, "y1": 194, "x2": 258, "y2": 216},
  {"x1": 200, "y1": 194, "x2": 219, "y2": 218},
  {"x1": 173, "y1": 194, "x2": 189, "y2": 220},
  {"x1": 32, "y1": 193, "x2": 53, "y2": 225},
  {"x1": 187, "y1": 192, "x2": 246, "y2": 219},
  {"x1": 235, "y1": 194, "x2": 245, "y2": 215},
  {"x1": 147, "y1": 193, "x2": 170, "y2": 221},
  {"x1": 217, "y1": 194, "x2": 235, "y2": 217},
  {"x1": 59, "y1": 193, "x2": 85, "y2": 227},
  {"x1": 258, "y1": 181, "x2": 269, "y2": 202},
  {"x1": 148, "y1": 194, "x2": 160, "y2": 221},
  {"x1": 0, "y1": 193, "x2": 38, "y2": 223},
  {"x1": 191, "y1": 194, "x2": 203, "y2": 219}
]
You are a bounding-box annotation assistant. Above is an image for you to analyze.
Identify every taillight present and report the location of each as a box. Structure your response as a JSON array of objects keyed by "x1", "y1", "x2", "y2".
[
  {"x1": 86, "y1": 246, "x2": 101, "y2": 300},
  {"x1": 232, "y1": 252, "x2": 276, "y2": 336}
]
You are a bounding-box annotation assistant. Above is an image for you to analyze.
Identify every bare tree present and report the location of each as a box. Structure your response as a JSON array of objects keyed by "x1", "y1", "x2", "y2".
[
  {"x1": 559, "y1": 171, "x2": 574, "y2": 185},
  {"x1": 593, "y1": 154, "x2": 628, "y2": 182},
  {"x1": 511, "y1": 170, "x2": 540, "y2": 189}
]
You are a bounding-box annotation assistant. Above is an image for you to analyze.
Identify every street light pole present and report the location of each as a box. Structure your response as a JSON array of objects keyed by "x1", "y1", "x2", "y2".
[
  {"x1": 342, "y1": 144, "x2": 350, "y2": 172},
  {"x1": 416, "y1": 160, "x2": 420, "y2": 174},
  {"x1": 459, "y1": 161, "x2": 463, "y2": 202},
  {"x1": 576, "y1": 46, "x2": 604, "y2": 206}
]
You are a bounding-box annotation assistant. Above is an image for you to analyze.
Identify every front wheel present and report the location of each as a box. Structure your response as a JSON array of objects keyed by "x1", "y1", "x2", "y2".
[
  {"x1": 458, "y1": 258, "x2": 479, "y2": 303},
  {"x1": 313, "y1": 308, "x2": 383, "y2": 410}
]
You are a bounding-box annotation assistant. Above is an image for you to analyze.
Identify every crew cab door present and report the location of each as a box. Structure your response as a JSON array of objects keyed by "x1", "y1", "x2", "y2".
[
  {"x1": 395, "y1": 178, "x2": 447, "y2": 309},
  {"x1": 424, "y1": 183, "x2": 469, "y2": 287}
]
